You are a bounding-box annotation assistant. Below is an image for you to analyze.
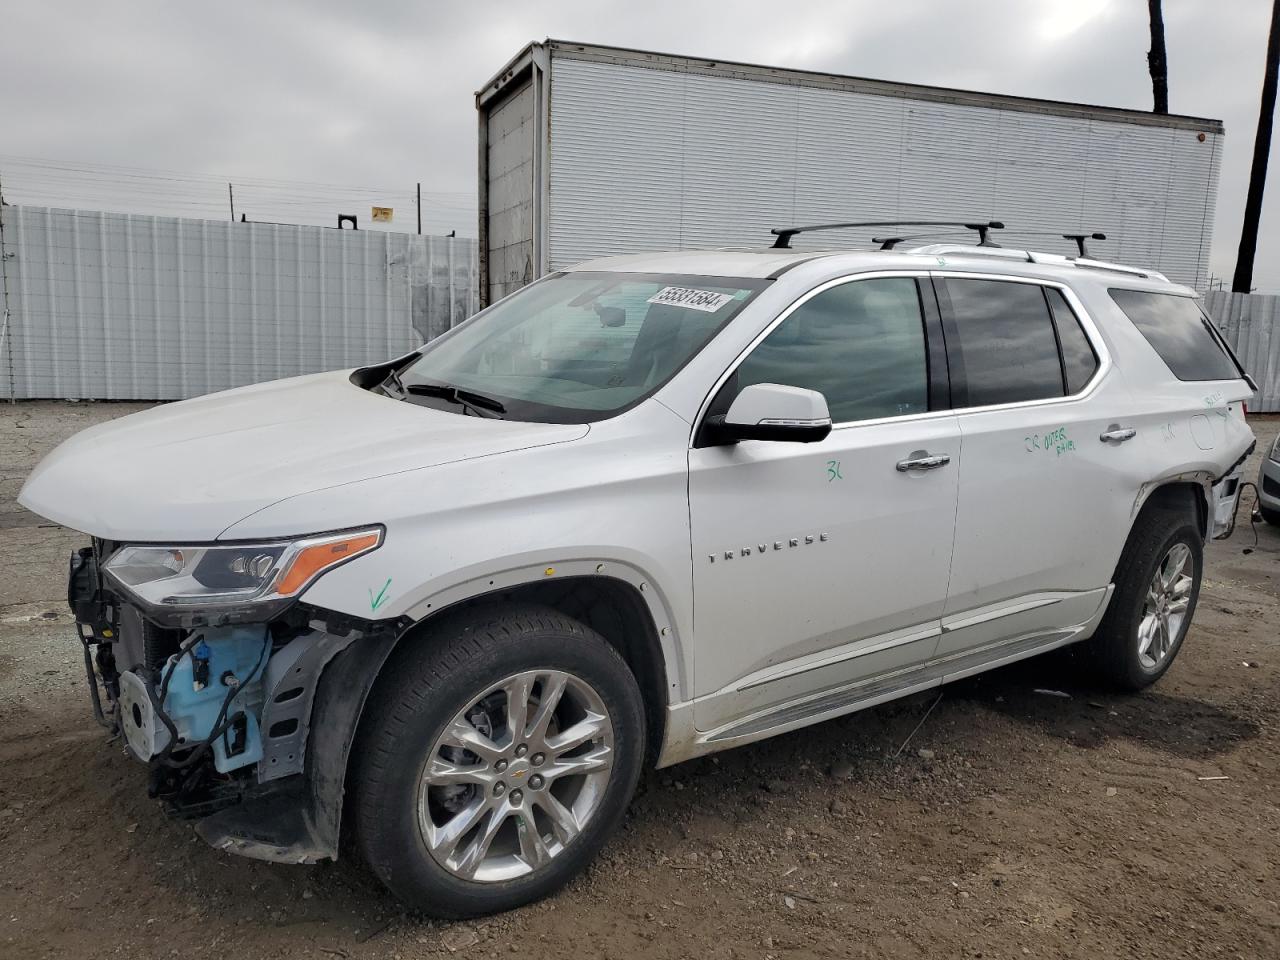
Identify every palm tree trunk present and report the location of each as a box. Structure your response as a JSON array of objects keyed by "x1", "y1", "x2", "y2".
[
  {"x1": 1233, "y1": 0, "x2": 1280, "y2": 293},
  {"x1": 1148, "y1": 0, "x2": 1169, "y2": 114}
]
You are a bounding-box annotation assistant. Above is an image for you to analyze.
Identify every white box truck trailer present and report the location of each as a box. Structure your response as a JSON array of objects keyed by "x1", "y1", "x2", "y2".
[{"x1": 476, "y1": 40, "x2": 1224, "y2": 306}]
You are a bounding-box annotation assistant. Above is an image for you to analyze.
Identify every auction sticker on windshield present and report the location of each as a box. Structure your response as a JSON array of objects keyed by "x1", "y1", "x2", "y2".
[{"x1": 647, "y1": 286, "x2": 736, "y2": 312}]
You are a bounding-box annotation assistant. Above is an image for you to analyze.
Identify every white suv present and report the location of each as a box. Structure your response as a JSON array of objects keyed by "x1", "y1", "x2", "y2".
[{"x1": 19, "y1": 237, "x2": 1256, "y2": 917}]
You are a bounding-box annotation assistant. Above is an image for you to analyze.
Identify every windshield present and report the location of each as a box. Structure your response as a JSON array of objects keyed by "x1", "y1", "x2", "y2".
[{"x1": 397, "y1": 271, "x2": 769, "y2": 422}]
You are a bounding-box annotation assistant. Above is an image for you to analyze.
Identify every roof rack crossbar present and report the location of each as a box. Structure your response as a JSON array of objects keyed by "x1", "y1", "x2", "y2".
[
  {"x1": 770, "y1": 220, "x2": 1004, "y2": 249},
  {"x1": 980, "y1": 229, "x2": 1109, "y2": 257},
  {"x1": 1062, "y1": 232, "x2": 1107, "y2": 257}
]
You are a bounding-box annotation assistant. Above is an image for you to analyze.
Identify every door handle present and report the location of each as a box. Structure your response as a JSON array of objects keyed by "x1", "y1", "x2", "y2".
[
  {"x1": 1099, "y1": 426, "x2": 1137, "y2": 444},
  {"x1": 896, "y1": 453, "x2": 951, "y2": 472}
]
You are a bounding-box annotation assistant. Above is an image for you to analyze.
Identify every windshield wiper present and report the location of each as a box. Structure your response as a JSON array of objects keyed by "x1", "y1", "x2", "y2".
[
  {"x1": 404, "y1": 382, "x2": 506, "y2": 418},
  {"x1": 381, "y1": 368, "x2": 408, "y2": 399}
]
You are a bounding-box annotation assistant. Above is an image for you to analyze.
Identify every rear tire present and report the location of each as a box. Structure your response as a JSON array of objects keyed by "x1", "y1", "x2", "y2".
[
  {"x1": 1260, "y1": 504, "x2": 1280, "y2": 527},
  {"x1": 351, "y1": 603, "x2": 645, "y2": 918},
  {"x1": 1085, "y1": 506, "x2": 1202, "y2": 691}
]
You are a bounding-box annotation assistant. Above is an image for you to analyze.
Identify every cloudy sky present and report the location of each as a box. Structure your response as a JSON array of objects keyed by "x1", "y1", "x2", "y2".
[{"x1": 2, "y1": 0, "x2": 1277, "y2": 287}]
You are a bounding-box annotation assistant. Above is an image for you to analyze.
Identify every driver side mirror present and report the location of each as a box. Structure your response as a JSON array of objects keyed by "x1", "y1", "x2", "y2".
[{"x1": 702, "y1": 383, "x2": 832, "y2": 445}]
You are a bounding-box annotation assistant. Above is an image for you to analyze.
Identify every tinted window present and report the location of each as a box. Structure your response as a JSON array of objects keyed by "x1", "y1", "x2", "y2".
[
  {"x1": 1046, "y1": 288, "x2": 1099, "y2": 393},
  {"x1": 733, "y1": 278, "x2": 928, "y2": 423},
  {"x1": 945, "y1": 279, "x2": 1064, "y2": 407},
  {"x1": 1109, "y1": 289, "x2": 1240, "y2": 381}
]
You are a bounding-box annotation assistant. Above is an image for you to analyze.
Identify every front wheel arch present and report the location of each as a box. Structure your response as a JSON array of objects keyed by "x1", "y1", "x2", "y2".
[
  {"x1": 305, "y1": 574, "x2": 672, "y2": 861},
  {"x1": 381, "y1": 574, "x2": 671, "y2": 763}
]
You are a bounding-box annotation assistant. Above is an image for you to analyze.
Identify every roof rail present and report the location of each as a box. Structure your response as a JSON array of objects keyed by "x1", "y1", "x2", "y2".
[
  {"x1": 905, "y1": 243, "x2": 1167, "y2": 281},
  {"x1": 1065, "y1": 256, "x2": 1166, "y2": 281},
  {"x1": 770, "y1": 220, "x2": 1003, "y2": 249},
  {"x1": 907, "y1": 243, "x2": 1031, "y2": 261}
]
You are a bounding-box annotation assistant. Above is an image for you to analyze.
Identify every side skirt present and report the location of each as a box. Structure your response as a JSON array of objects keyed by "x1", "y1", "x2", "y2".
[{"x1": 656, "y1": 585, "x2": 1113, "y2": 766}]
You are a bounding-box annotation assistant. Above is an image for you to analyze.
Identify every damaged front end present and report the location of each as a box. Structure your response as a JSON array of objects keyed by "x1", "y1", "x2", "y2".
[{"x1": 67, "y1": 534, "x2": 406, "y2": 864}]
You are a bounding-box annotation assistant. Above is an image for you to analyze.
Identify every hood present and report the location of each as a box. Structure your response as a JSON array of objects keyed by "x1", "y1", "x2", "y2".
[{"x1": 19, "y1": 371, "x2": 589, "y2": 541}]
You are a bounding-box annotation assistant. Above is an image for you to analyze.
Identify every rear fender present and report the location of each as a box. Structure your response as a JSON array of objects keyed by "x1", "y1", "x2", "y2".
[{"x1": 1131, "y1": 474, "x2": 1214, "y2": 542}]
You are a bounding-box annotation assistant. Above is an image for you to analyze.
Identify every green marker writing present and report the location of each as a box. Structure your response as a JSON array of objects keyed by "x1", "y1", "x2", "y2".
[{"x1": 369, "y1": 578, "x2": 392, "y2": 612}]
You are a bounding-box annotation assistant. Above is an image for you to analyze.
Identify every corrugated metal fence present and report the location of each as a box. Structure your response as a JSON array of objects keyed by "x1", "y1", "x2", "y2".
[
  {"x1": 1204, "y1": 290, "x2": 1280, "y2": 412},
  {"x1": 3, "y1": 204, "x2": 1277, "y2": 411},
  {"x1": 0, "y1": 205, "x2": 479, "y2": 400}
]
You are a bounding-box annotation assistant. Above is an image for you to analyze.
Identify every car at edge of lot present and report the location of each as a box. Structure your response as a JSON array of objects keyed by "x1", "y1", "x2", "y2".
[
  {"x1": 1258, "y1": 433, "x2": 1280, "y2": 525},
  {"x1": 17, "y1": 239, "x2": 1257, "y2": 917}
]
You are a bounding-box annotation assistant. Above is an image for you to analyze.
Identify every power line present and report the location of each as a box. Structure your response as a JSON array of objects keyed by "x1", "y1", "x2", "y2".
[
  {"x1": 0, "y1": 154, "x2": 478, "y2": 236},
  {"x1": 0, "y1": 153, "x2": 474, "y2": 197},
  {"x1": 0, "y1": 172, "x2": 471, "y2": 204}
]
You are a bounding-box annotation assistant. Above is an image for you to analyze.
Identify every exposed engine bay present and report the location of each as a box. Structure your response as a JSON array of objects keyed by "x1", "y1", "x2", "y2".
[
  {"x1": 117, "y1": 624, "x2": 269, "y2": 776},
  {"x1": 66, "y1": 540, "x2": 403, "y2": 847}
]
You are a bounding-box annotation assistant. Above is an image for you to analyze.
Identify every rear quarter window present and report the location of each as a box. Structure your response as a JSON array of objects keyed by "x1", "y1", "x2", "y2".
[
  {"x1": 1046, "y1": 288, "x2": 1099, "y2": 394},
  {"x1": 1109, "y1": 289, "x2": 1241, "y2": 381}
]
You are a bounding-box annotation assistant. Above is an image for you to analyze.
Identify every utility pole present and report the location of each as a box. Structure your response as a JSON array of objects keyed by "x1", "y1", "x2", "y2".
[
  {"x1": 228, "y1": 183, "x2": 236, "y2": 222},
  {"x1": 1234, "y1": 0, "x2": 1280, "y2": 293},
  {"x1": 416, "y1": 182, "x2": 422, "y2": 235},
  {"x1": 1147, "y1": 0, "x2": 1169, "y2": 114}
]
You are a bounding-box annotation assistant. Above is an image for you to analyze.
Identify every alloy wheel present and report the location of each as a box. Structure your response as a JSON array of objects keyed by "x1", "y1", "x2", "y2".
[
  {"x1": 417, "y1": 669, "x2": 614, "y2": 882},
  {"x1": 1137, "y1": 542, "x2": 1194, "y2": 670}
]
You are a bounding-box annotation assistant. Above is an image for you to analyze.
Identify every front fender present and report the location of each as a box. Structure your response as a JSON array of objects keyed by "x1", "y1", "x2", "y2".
[
  {"x1": 397, "y1": 557, "x2": 687, "y2": 701},
  {"x1": 198, "y1": 558, "x2": 689, "y2": 864}
]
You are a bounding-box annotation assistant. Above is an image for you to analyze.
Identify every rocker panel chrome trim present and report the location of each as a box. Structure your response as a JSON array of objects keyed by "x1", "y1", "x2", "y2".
[{"x1": 693, "y1": 585, "x2": 1114, "y2": 752}]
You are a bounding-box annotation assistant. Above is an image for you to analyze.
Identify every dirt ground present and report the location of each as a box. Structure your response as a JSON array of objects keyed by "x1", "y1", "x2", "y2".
[{"x1": 1, "y1": 401, "x2": 1277, "y2": 960}]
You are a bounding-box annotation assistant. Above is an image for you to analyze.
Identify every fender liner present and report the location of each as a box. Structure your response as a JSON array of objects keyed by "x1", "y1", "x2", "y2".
[
  {"x1": 298, "y1": 622, "x2": 403, "y2": 859},
  {"x1": 195, "y1": 613, "x2": 406, "y2": 863},
  {"x1": 1131, "y1": 474, "x2": 1214, "y2": 539}
]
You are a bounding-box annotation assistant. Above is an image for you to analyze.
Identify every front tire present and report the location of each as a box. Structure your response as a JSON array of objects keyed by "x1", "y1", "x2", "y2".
[
  {"x1": 1260, "y1": 503, "x2": 1280, "y2": 527},
  {"x1": 1086, "y1": 506, "x2": 1202, "y2": 691},
  {"x1": 352, "y1": 604, "x2": 646, "y2": 918}
]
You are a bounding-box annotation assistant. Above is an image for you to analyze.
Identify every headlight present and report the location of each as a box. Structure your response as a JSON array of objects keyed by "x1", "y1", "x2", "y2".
[
  {"x1": 1270, "y1": 434, "x2": 1280, "y2": 463},
  {"x1": 103, "y1": 528, "x2": 382, "y2": 624}
]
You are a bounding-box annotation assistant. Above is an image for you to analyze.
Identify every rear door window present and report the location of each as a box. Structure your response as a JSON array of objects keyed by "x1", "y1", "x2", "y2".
[
  {"x1": 1108, "y1": 289, "x2": 1240, "y2": 381},
  {"x1": 942, "y1": 279, "x2": 1065, "y2": 407}
]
